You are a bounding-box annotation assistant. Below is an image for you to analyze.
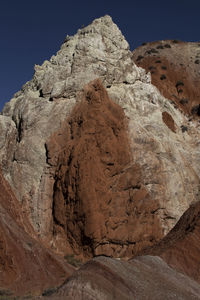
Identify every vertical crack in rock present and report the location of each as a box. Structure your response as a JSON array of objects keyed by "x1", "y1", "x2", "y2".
[{"x1": 47, "y1": 79, "x2": 163, "y2": 259}]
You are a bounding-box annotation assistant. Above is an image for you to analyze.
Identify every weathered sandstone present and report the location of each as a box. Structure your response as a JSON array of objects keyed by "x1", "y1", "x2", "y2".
[
  {"x1": 133, "y1": 40, "x2": 200, "y2": 117},
  {"x1": 42, "y1": 255, "x2": 200, "y2": 300},
  {"x1": 0, "y1": 16, "x2": 199, "y2": 260},
  {"x1": 0, "y1": 169, "x2": 74, "y2": 297},
  {"x1": 142, "y1": 200, "x2": 200, "y2": 284}
]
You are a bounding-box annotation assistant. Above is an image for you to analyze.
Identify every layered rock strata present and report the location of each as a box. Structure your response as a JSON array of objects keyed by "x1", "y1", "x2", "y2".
[
  {"x1": 41, "y1": 256, "x2": 200, "y2": 300},
  {"x1": 142, "y1": 200, "x2": 200, "y2": 284},
  {"x1": 0, "y1": 169, "x2": 74, "y2": 297},
  {"x1": 41, "y1": 200, "x2": 200, "y2": 299}
]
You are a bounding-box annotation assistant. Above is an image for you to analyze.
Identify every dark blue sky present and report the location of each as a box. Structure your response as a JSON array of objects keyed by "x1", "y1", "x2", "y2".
[{"x1": 0, "y1": 0, "x2": 199, "y2": 111}]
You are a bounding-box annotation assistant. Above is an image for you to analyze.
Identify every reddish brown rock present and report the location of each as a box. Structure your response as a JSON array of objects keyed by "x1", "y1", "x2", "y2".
[
  {"x1": 42, "y1": 201, "x2": 200, "y2": 300},
  {"x1": 162, "y1": 111, "x2": 176, "y2": 133},
  {"x1": 0, "y1": 169, "x2": 74, "y2": 297},
  {"x1": 46, "y1": 79, "x2": 163, "y2": 259},
  {"x1": 133, "y1": 40, "x2": 200, "y2": 117},
  {"x1": 142, "y1": 200, "x2": 200, "y2": 284}
]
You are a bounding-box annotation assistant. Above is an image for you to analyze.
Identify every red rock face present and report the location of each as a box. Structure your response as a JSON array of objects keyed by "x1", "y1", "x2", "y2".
[
  {"x1": 133, "y1": 40, "x2": 200, "y2": 117},
  {"x1": 142, "y1": 200, "x2": 200, "y2": 284},
  {"x1": 0, "y1": 169, "x2": 74, "y2": 297},
  {"x1": 162, "y1": 111, "x2": 176, "y2": 133},
  {"x1": 46, "y1": 79, "x2": 163, "y2": 259}
]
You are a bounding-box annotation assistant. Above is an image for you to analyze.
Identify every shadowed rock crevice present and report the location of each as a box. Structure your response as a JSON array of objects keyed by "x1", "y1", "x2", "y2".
[{"x1": 47, "y1": 79, "x2": 163, "y2": 259}]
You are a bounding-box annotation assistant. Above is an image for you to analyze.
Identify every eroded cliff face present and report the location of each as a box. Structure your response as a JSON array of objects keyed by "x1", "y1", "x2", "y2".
[
  {"x1": 46, "y1": 79, "x2": 163, "y2": 258},
  {"x1": 0, "y1": 169, "x2": 74, "y2": 297},
  {"x1": 0, "y1": 16, "x2": 199, "y2": 261},
  {"x1": 142, "y1": 200, "x2": 200, "y2": 284},
  {"x1": 132, "y1": 40, "x2": 200, "y2": 117},
  {"x1": 40, "y1": 201, "x2": 200, "y2": 300},
  {"x1": 41, "y1": 256, "x2": 200, "y2": 300}
]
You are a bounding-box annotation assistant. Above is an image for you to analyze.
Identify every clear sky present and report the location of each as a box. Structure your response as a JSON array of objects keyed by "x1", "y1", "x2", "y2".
[{"x1": 0, "y1": 0, "x2": 199, "y2": 111}]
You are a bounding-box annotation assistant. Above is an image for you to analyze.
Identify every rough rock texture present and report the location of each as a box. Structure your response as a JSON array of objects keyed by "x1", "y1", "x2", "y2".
[
  {"x1": 0, "y1": 168, "x2": 74, "y2": 297},
  {"x1": 1, "y1": 15, "x2": 146, "y2": 241},
  {"x1": 46, "y1": 79, "x2": 163, "y2": 258},
  {"x1": 42, "y1": 256, "x2": 200, "y2": 300},
  {"x1": 0, "y1": 16, "x2": 200, "y2": 260},
  {"x1": 132, "y1": 40, "x2": 200, "y2": 117},
  {"x1": 142, "y1": 200, "x2": 200, "y2": 285}
]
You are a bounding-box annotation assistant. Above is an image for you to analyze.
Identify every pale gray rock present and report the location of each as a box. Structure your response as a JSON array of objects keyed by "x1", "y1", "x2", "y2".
[
  {"x1": 0, "y1": 15, "x2": 199, "y2": 249},
  {"x1": 44, "y1": 256, "x2": 200, "y2": 299}
]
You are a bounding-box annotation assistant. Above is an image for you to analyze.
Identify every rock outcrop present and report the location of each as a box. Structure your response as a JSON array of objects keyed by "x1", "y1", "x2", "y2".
[
  {"x1": 0, "y1": 168, "x2": 74, "y2": 297},
  {"x1": 46, "y1": 79, "x2": 163, "y2": 258},
  {"x1": 41, "y1": 256, "x2": 200, "y2": 300},
  {"x1": 41, "y1": 200, "x2": 200, "y2": 299},
  {"x1": 142, "y1": 200, "x2": 200, "y2": 284},
  {"x1": 0, "y1": 16, "x2": 199, "y2": 260},
  {"x1": 132, "y1": 40, "x2": 200, "y2": 117},
  {"x1": 0, "y1": 15, "x2": 200, "y2": 298}
]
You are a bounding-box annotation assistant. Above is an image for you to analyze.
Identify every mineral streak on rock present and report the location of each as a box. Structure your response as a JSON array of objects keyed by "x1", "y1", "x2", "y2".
[{"x1": 47, "y1": 79, "x2": 163, "y2": 258}]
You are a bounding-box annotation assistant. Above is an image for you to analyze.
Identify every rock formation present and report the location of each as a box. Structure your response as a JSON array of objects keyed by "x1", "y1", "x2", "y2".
[
  {"x1": 0, "y1": 15, "x2": 200, "y2": 298},
  {"x1": 0, "y1": 168, "x2": 74, "y2": 297},
  {"x1": 40, "y1": 200, "x2": 200, "y2": 299},
  {"x1": 142, "y1": 200, "x2": 200, "y2": 284},
  {"x1": 132, "y1": 40, "x2": 200, "y2": 117},
  {"x1": 1, "y1": 16, "x2": 199, "y2": 260},
  {"x1": 47, "y1": 79, "x2": 163, "y2": 258},
  {"x1": 43, "y1": 256, "x2": 200, "y2": 300}
]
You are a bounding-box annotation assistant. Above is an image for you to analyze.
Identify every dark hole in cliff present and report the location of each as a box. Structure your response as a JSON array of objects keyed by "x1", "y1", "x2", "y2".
[
  {"x1": 181, "y1": 125, "x2": 188, "y2": 133},
  {"x1": 176, "y1": 81, "x2": 184, "y2": 88},
  {"x1": 149, "y1": 66, "x2": 156, "y2": 70},
  {"x1": 17, "y1": 117, "x2": 23, "y2": 143},
  {"x1": 191, "y1": 105, "x2": 200, "y2": 116},
  {"x1": 39, "y1": 89, "x2": 44, "y2": 97},
  {"x1": 160, "y1": 74, "x2": 166, "y2": 80},
  {"x1": 179, "y1": 98, "x2": 189, "y2": 105},
  {"x1": 136, "y1": 55, "x2": 144, "y2": 61},
  {"x1": 156, "y1": 45, "x2": 164, "y2": 49}
]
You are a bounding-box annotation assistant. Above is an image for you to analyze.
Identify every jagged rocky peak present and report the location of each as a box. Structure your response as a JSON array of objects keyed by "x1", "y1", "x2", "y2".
[{"x1": 4, "y1": 15, "x2": 147, "y2": 105}]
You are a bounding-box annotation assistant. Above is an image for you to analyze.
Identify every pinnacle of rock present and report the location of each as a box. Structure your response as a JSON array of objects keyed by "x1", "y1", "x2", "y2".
[{"x1": 7, "y1": 15, "x2": 145, "y2": 103}]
